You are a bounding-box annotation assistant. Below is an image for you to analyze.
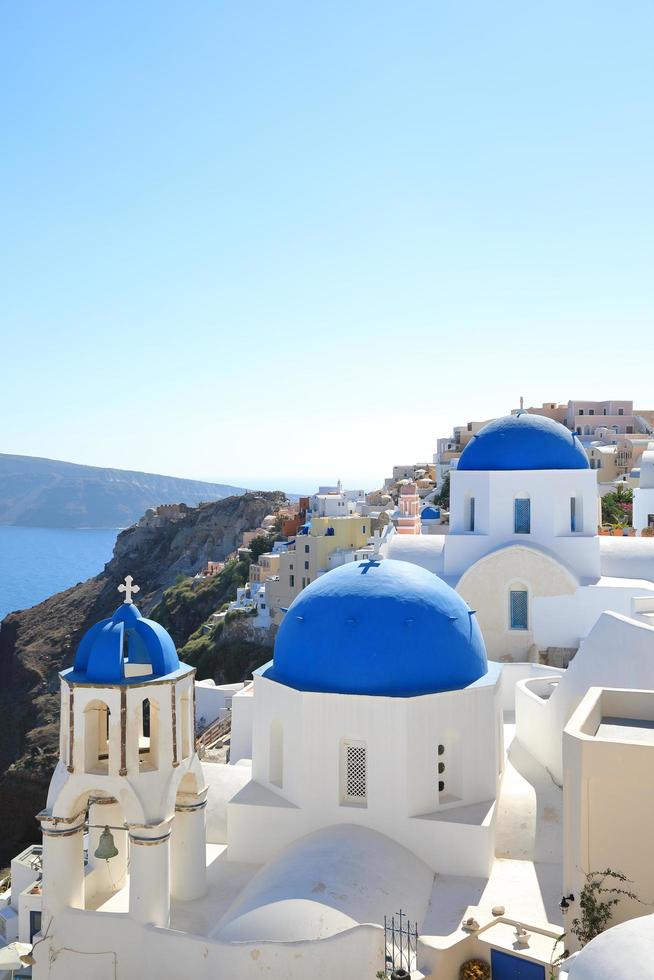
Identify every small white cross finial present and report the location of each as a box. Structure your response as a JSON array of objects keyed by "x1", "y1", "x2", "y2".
[{"x1": 118, "y1": 575, "x2": 140, "y2": 604}]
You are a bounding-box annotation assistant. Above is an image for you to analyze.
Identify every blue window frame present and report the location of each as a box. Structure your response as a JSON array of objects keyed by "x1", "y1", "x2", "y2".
[
  {"x1": 514, "y1": 497, "x2": 531, "y2": 534},
  {"x1": 570, "y1": 496, "x2": 577, "y2": 532},
  {"x1": 510, "y1": 590, "x2": 528, "y2": 630}
]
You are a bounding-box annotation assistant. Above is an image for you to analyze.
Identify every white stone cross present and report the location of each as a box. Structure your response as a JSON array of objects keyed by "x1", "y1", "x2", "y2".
[{"x1": 118, "y1": 575, "x2": 140, "y2": 604}]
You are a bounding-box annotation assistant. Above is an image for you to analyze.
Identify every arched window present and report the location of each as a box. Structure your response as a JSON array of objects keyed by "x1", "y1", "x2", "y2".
[
  {"x1": 139, "y1": 697, "x2": 159, "y2": 771},
  {"x1": 514, "y1": 495, "x2": 531, "y2": 534},
  {"x1": 84, "y1": 699, "x2": 111, "y2": 775},
  {"x1": 269, "y1": 720, "x2": 283, "y2": 788}
]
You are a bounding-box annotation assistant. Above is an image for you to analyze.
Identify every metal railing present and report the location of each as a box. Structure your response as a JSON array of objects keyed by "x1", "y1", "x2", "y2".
[
  {"x1": 384, "y1": 909, "x2": 418, "y2": 976},
  {"x1": 195, "y1": 713, "x2": 232, "y2": 758}
]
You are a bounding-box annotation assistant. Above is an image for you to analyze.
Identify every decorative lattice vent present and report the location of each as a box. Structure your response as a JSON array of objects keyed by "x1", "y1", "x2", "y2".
[
  {"x1": 510, "y1": 589, "x2": 528, "y2": 630},
  {"x1": 344, "y1": 742, "x2": 367, "y2": 801}
]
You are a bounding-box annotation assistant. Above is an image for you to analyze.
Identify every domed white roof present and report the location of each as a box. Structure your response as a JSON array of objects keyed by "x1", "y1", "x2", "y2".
[
  {"x1": 567, "y1": 914, "x2": 654, "y2": 980},
  {"x1": 214, "y1": 824, "x2": 434, "y2": 942}
]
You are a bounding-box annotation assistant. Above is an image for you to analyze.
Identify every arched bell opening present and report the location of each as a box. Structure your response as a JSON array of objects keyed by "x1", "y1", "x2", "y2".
[
  {"x1": 85, "y1": 794, "x2": 129, "y2": 908},
  {"x1": 84, "y1": 700, "x2": 112, "y2": 775},
  {"x1": 138, "y1": 696, "x2": 160, "y2": 771},
  {"x1": 180, "y1": 691, "x2": 191, "y2": 760},
  {"x1": 122, "y1": 628, "x2": 153, "y2": 679}
]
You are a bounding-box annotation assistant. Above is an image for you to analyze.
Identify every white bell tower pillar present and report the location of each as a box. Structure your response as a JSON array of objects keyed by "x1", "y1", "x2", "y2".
[
  {"x1": 128, "y1": 823, "x2": 172, "y2": 927},
  {"x1": 39, "y1": 814, "x2": 85, "y2": 919},
  {"x1": 171, "y1": 791, "x2": 208, "y2": 901}
]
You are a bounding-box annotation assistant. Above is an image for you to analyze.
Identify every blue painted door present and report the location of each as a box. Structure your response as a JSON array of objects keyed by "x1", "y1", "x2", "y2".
[{"x1": 491, "y1": 948, "x2": 546, "y2": 979}]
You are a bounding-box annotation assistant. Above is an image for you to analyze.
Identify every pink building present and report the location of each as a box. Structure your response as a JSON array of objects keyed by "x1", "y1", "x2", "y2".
[{"x1": 396, "y1": 482, "x2": 421, "y2": 535}]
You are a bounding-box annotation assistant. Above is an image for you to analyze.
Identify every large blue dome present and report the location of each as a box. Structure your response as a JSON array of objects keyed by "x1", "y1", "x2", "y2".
[
  {"x1": 457, "y1": 412, "x2": 589, "y2": 471},
  {"x1": 72, "y1": 600, "x2": 180, "y2": 684},
  {"x1": 265, "y1": 558, "x2": 488, "y2": 697}
]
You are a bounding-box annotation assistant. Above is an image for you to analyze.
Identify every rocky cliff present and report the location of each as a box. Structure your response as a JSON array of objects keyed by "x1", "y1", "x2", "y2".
[{"x1": 0, "y1": 491, "x2": 285, "y2": 866}]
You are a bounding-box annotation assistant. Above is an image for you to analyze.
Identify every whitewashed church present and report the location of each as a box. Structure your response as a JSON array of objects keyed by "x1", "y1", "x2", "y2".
[{"x1": 4, "y1": 411, "x2": 654, "y2": 980}]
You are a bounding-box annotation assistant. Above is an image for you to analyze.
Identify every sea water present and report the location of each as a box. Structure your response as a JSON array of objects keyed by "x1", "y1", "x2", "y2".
[{"x1": 0, "y1": 526, "x2": 118, "y2": 620}]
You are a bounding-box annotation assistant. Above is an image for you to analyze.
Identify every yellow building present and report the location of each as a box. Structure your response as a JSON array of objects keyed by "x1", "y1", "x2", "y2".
[
  {"x1": 249, "y1": 552, "x2": 281, "y2": 584},
  {"x1": 266, "y1": 515, "x2": 374, "y2": 623}
]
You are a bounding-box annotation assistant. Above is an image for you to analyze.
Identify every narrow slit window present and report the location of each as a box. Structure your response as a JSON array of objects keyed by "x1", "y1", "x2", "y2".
[{"x1": 514, "y1": 498, "x2": 531, "y2": 534}]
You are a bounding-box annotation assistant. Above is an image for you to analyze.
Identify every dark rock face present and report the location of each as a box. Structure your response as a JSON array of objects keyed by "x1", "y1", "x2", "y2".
[
  {"x1": 0, "y1": 491, "x2": 285, "y2": 866},
  {"x1": 0, "y1": 453, "x2": 247, "y2": 528}
]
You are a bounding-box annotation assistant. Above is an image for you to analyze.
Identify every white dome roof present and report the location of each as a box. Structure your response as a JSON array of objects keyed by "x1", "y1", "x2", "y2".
[
  {"x1": 214, "y1": 824, "x2": 433, "y2": 942},
  {"x1": 567, "y1": 914, "x2": 654, "y2": 980}
]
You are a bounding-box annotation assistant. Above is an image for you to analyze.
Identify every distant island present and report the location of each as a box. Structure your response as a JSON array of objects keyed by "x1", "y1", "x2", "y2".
[{"x1": 0, "y1": 453, "x2": 247, "y2": 528}]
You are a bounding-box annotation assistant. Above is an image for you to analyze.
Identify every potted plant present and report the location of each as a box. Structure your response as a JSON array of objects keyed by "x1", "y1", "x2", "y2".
[{"x1": 459, "y1": 959, "x2": 490, "y2": 980}]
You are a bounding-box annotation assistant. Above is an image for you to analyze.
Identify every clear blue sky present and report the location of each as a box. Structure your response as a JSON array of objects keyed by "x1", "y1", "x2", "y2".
[{"x1": 2, "y1": 2, "x2": 653, "y2": 493}]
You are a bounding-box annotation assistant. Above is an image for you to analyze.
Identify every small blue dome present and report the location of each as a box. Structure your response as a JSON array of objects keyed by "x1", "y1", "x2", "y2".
[
  {"x1": 73, "y1": 601, "x2": 180, "y2": 684},
  {"x1": 265, "y1": 558, "x2": 488, "y2": 697},
  {"x1": 458, "y1": 412, "x2": 589, "y2": 471},
  {"x1": 421, "y1": 505, "x2": 441, "y2": 520}
]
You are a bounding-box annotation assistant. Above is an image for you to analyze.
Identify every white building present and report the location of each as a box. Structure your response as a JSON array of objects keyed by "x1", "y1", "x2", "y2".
[
  {"x1": 18, "y1": 563, "x2": 577, "y2": 980},
  {"x1": 385, "y1": 412, "x2": 654, "y2": 662},
  {"x1": 227, "y1": 559, "x2": 503, "y2": 877},
  {"x1": 227, "y1": 582, "x2": 272, "y2": 628},
  {"x1": 309, "y1": 483, "x2": 366, "y2": 517},
  {"x1": 562, "y1": 685, "x2": 654, "y2": 938}
]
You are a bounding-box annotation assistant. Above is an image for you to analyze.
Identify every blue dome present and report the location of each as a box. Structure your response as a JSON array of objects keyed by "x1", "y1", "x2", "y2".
[
  {"x1": 458, "y1": 412, "x2": 589, "y2": 471},
  {"x1": 421, "y1": 506, "x2": 441, "y2": 520},
  {"x1": 72, "y1": 601, "x2": 180, "y2": 684},
  {"x1": 265, "y1": 558, "x2": 488, "y2": 697}
]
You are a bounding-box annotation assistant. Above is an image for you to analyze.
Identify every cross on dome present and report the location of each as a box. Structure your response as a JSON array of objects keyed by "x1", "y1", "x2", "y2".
[
  {"x1": 358, "y1": 557, "x2": 381, "y2": 574},
  {"x1": 118, "y1": 575, "x2": 140, "y2": 604}
]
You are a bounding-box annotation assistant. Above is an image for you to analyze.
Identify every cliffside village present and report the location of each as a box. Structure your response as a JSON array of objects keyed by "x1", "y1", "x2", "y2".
[
  {"x1": 3, "y1": 396, "x2": 654, "y2": 980},
  {"x1": 202, "y1": 398, "x2": 654, "y2": 642}
]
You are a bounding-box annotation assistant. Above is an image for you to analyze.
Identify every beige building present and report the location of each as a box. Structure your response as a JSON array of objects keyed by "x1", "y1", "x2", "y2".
[
  {"x1": 513, "y1": 401, "x2": 568, "y2": 423},
  {"x1": 434, "y1": 419, "x2": 492, "y2": 487},
  {"x1": 563, "y1": 686, "x2": 654, "y2": 944},
  {"x1": 249, "y1": 552, "x2": 281, "y2": 584},
  {"x1": 266, "y1": 515, "x2": 374, "y2": 623},
  {"x1": 587, "y1": 444, "x2": 621, "y2": 483}
]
